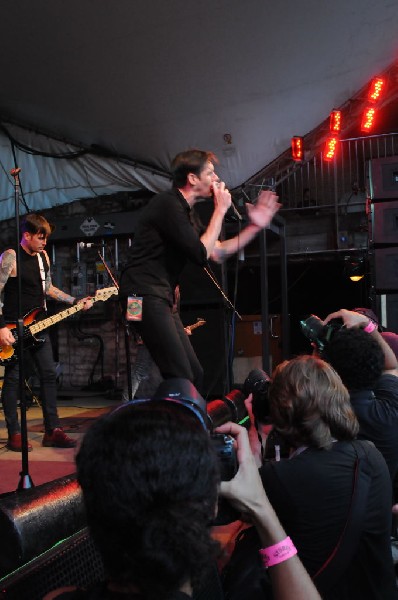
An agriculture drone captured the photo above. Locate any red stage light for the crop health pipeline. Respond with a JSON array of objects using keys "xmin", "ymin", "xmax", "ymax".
[
  {"xmin": 291, "ymin": 136, "xmax": 304, "ymax": 161},
  {"xmin": 361, "ymin": 107, "xmax": 376, "ymax": 132},
  {"xmin": 323, "ymin": 136, "xmax": 338, "ymax": 161},
  {"xmin": 368, "ymin": 77, "xmax": 386, "ymax": 103},
  {"xmin": 329, "ymin": 110, "xmax": 342, "ymax": 133}
]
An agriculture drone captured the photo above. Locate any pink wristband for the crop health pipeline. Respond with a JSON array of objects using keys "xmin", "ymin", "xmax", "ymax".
[
  {"xmin": 363, "ymin": 320, "xmax": 377, "ymax": 333},
  {"xmin": 259, "ymin": 536, "xmax": 298, "ymax": 568}
]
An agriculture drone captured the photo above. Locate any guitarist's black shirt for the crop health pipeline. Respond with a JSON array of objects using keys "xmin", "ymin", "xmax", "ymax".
[{"xmin": 2, "ymin": 247, "xmax": 49, "ymax": 324}]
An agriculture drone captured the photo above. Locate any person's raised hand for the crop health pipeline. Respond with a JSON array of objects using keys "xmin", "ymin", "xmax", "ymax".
[{"xmin": 246, "ymin": 190, "xmax": 281, "ymax": 229}]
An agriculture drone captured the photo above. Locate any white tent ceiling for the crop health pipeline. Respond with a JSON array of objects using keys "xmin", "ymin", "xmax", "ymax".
[{"xmin": 0, "ymin": 0, "xmax": 398, "ymax": 221}]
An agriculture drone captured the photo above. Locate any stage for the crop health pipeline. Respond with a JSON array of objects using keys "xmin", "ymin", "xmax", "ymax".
[{"xmin": 0, "ymin": 389, "xmax": 116, "ymax": 495}]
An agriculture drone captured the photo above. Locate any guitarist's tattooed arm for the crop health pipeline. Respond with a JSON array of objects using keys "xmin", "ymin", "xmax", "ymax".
[{"xmin": 0, "ymin": 250, "xmax": 17, "ymax": 347}]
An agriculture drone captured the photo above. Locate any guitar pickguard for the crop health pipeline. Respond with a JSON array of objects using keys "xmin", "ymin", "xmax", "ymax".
[{"xmin": 0, "ymin": 311, "xmax": 45, "ymax": 366}]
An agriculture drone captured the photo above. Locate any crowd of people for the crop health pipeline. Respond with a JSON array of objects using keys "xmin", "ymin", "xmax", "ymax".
[{"xmin": 44, "ymin": 306, "xmax": 398, "ymax": 599}]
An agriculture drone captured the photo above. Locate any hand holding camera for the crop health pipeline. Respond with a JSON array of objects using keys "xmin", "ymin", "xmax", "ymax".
[
  {"xmin": 323, "ymin": 308, "xmax": 368, "ymax": 329},
  {"xmin": 216, "ymin": 422, "xmax": 270, "ymax": 522}
]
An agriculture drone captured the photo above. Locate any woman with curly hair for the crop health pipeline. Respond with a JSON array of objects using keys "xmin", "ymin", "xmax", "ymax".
[{"xmin": 45, "ymin": 381, "xmax": 321, "ymax": 600}]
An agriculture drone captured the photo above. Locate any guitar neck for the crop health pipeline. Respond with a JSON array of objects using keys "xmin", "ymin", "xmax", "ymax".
[
  {"xmin": 29, "ymin": 301, "xmax": 89, "ymax": 336},
  {"xmin": 187, "ymin": 320, "xmax": 206, "ymax": 333}
]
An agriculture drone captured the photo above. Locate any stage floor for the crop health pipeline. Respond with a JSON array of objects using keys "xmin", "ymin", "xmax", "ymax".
[{"xmin": 0, "ymin": 389, "xmax": 118, "ymax": 495}]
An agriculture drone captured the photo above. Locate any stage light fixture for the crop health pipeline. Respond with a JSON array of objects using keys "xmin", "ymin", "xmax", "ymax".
[
  {"xmin": 344, "ymin": 257, "xmax": 365, "ymax": 282},
  {"xmin": 323, "ymin": 136, "xmax": 338, "ymax": 162},
  {"xmin": 329, "ymin": 110, "xmax": 342, "ymax": 133},
  {"xmin": 368, "ymin": 77, "xmax": 386, "ymax": 103},
  {"xmin": 291, "ymin": 136, "xmax": 304, "ymax": 161},
  {"xmin": 361, "ymin": 107, "xmax": 376, "ymax": 132}
]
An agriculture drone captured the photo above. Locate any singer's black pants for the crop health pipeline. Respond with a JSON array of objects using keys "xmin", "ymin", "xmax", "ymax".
[{"xmin": 132, "ymin": 294, "xmax": 204, "ymax": 392}]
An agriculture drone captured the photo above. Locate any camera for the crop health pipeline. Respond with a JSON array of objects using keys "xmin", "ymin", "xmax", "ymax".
[
  {"xmin": 300, "ymin": 314, "xmax": 344, "ymax": 352},
  {"xmin": 153, "ymin": 378, "xmax": 241, "ymax": 484},
  {"xmin": 243, "ymin": 368, "xmax": 272, "ymax": 425},
  {"xmin": 153, "ymin": 370, "xmax": 271, "ymax": 524}
]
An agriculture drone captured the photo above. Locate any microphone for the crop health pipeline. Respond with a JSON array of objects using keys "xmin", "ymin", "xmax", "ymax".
[
  {"xmin": 230, "ymin": 201, "xmax": 242, "ymax": 221},
  {"xmin": 212, "ymin": 182, "xmax": 242, "ymax": 221}
]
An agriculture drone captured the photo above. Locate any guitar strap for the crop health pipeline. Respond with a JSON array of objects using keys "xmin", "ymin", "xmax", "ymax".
[{"xmin": 37, "ymin": 253, "xmax": 47, "ymax": 311}]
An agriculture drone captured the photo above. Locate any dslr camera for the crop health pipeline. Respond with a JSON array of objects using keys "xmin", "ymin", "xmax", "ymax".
[
  {"xmin": 152, "ymin": 370, "xmax": 271, "ymax": 524},
  {"xmin": 300, "ymin": 314, "xmax": 344, "ymax": 352}
]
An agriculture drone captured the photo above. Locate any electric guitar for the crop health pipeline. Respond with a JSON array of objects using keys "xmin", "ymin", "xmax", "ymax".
[
  {"xmin": 0, "ymin": 287, "xmax": 118, "ymax": 366},
  {"xmin": 184, "ymin": 318, "xmax": 206, "ymax": 335}
]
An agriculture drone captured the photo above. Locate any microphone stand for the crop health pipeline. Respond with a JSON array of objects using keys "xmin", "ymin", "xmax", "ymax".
[
  {"xmin": 10, "ymin": 168, "xmax": 34, "ymax": 490},
  {"xmin": 95, "ymin": 250, "xmax": 134, "ymax": 399}
]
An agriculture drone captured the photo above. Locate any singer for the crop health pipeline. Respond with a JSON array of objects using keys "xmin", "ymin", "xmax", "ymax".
[{"xmin": 119, "ymin": 149, "xmax": 280, "ymax": 393}]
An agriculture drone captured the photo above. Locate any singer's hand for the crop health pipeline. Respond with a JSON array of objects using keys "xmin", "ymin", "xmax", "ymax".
[
  {"xmin": 246, "ymin": 190, "xmax": 281, "ymax": 229},
  {"xmin": 211, "ymin": 181, "xmax": 231, "ymax": 215}
]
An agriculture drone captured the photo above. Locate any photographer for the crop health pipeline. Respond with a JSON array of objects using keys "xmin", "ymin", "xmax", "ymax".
[
  {"xmin": 322, "ymin": 308, "xmax": 398, "ymax": 484},
  {"xmin": 44, "ymin": 389, "xmax": 320, "ymax": 600},
  {"xmin": 257, "ymin": 355, "xmax": 397, "ymax": 599}
]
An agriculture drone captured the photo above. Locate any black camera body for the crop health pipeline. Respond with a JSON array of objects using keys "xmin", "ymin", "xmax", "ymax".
[
  {"xmin": 300, "ymin": 314, "xmax": 344, "ymax": 352},
  {"xmin": 152, "ymin": 370, "xmax": 271, "ymax": 524},
  {"xmin": 243, "ymin": 368, "xmax": 272, "ymax": 425},
  {"xmin": 153, "ymin": 378, "xmax": 239, "ymax": 481}
]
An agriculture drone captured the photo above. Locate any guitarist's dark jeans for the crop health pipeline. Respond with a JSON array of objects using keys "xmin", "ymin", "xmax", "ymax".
[
  {"xmin": 2, "ymin": 333, "xmax": 60, "ymax": 436},
  {"xmin": 131, "ymin": 295, "xmax": 204, "ymax": 393}
]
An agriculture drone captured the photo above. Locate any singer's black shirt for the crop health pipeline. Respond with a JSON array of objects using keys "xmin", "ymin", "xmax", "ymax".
[{"xmin": 119, "ymin": 188, "xmax": 207, "ymax": 306}]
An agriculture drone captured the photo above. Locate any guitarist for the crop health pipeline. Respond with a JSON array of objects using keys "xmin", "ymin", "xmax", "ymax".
[{"xmin": 0, "ymin": 214, "xmax": 93, "ymax": 452}]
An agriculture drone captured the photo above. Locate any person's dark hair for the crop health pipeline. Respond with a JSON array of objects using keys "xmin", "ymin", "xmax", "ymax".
[
  {"xmin": 171, "ymin": 149, "xmax": 217, "ymax": 188},
  {"xmin": 76, "ymin": 401, "xmax": 220, "ymax": 600},
  {"xmin": 322, "ymin": 327, "xmax": 384, "ymax": 391},
  {"xmin": 269, "ymin": 355, "xmax": 359, "ymax": 449},
  {"xmin": 20, "ymin": 213, "xmax": 52, "ymax": 237}
]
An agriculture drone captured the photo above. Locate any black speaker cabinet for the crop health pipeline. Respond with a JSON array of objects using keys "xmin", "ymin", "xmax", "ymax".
[
  {"xmin": 369, "ymin": 156, "xmax": 398, "ymax": 200},
  {"xmin": 374, "ymin": 247, "xmax": 398, "ymax": 291},
  {"xmin": 0, "ymin": 526, "xmax": 223, "ymax": 600},
  {"xmin": 376, "ymin": 293, "xmax": 398, "ymax": 333},
  {"xmin": 180, "ymin": 305, "xmax": 230, "ymax": 398},
  {"xmin": 372, "ymin": 200, "xmax": 398, "ymax": 244},
  {"xmin": 0, "ymin": 528, "xmax": 104, "ymax": 600}
]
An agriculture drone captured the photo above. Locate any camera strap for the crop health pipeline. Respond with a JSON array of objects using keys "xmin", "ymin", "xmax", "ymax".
[{"xmin": 312, "ymin": 440, "xmax": 372, "ymax": 593}]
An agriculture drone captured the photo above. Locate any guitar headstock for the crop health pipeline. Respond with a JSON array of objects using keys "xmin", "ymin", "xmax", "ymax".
[{"xmin": 94, "ymin": 287, "xmax": 119, "ymax": 302}]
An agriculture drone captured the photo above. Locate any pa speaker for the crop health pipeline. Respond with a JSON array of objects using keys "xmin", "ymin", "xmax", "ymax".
[
  {"xmin": 372, "ymin": 200, "xmax": 398, "ymax": 244},
  {"xmin": 369, "ymin": 156, "xmax": 398, "ymax": 200},
  {"xmin": 374, "ymin": 247, "xmax": 398, "ymax": 291},
  {"xmin": 0, "ymin": 475, "xmax": 85, "ymax": 578},
  {"xmin": 0, "ymin": 528, "xmax": 103, "ymax": 600},
  {"xmin": 0, "ymin": 530, "xmax": 222, "ymax": 600}
]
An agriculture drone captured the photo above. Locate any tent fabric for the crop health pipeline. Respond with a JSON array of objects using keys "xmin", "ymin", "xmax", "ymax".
[
  {"xmin": 0, "ymin": 123, "xmax": 170, "ymax": 221},
  {"xmin": 1, "ymin": 1, "xmax": 398, "ymax": 221}
]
